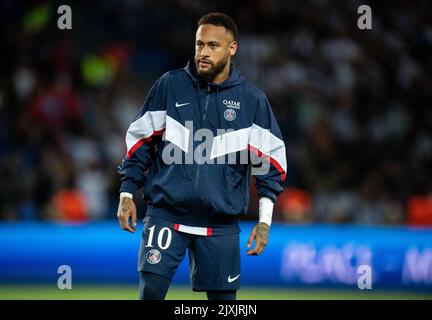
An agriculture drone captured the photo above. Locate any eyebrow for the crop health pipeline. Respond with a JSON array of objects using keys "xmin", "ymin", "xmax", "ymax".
[{"xmin": 196, "ymin": 40, "xmax": 221, "ymax": 45}]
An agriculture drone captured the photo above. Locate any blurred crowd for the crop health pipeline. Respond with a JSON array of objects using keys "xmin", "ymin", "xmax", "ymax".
[{"xmin": 0, "ymin": 0, "xmax": 431, "ymax": 225}]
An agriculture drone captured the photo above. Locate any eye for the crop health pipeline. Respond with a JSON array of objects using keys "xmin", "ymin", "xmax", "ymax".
[{"xmin": 210, "ymin": 44, "xmax": 218, "ymax": 49}]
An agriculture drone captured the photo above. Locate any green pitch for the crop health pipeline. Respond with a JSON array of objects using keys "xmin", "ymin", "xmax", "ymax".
[{"xmin": 0, "ymin": 285, "xmax": 431, "ymax": 300}]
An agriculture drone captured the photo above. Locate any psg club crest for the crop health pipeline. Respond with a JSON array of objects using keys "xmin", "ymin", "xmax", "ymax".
[
  {"xmin": 224, "ymin": 108, "xmax": 236, "ymax": 121},
  {"xmin": 146, "ymin": 249, "xmax": 161, "ymax": 264}
]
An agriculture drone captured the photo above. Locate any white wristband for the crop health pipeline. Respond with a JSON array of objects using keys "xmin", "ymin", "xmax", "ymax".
[
  {"xmin": 120, "ymin": 192, "xmax": 133, "ymax": 199},
  {"xmin": 259, "ymin": 197, "xmax": 274, "ymax": 226}
]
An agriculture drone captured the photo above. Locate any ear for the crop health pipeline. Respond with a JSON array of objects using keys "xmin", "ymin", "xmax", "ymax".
[{"xmin": 229, "ymin": 41, "xmax": 237, "ymax": 57}]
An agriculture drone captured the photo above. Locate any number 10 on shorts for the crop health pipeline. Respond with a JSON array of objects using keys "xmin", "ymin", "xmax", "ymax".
[{"xmin": 145, "ymin": 225, "xmax": 172, "ymax": 250}]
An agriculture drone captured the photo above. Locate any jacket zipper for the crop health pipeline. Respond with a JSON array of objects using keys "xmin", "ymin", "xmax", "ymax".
[{"xmin": 194, "ymin": 85, "xmax": 211, "ymax": 192}]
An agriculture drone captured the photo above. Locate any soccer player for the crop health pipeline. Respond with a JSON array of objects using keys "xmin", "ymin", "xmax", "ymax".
[{"xmin": 117, "ymin": 12, "xmax": 287, "ymax": 300}]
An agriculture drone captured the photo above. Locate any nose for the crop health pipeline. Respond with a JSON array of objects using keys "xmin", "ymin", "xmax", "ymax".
[{"xmin": 200, "ymin": 45, "xmax": 210, "ymax": 57}]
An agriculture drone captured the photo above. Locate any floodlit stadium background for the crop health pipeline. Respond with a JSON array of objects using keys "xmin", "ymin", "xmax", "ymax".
[{"xmin": 1, "ymin": 0, "xmax": 431, "ymax": 299}]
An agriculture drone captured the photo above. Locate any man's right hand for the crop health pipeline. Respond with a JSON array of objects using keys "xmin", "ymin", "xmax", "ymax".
[{"xmin": 117, "ymin": 196, "xmax": 137, "ymax": 233}]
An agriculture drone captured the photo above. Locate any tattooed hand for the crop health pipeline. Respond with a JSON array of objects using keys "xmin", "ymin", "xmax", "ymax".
[
  {"xmin": 246, "ymin": 222, "xmax": 270, "ymax": 256},
  {"xmin": 117, "ymin": 196, "xmax": 137, "ymax": 233}
]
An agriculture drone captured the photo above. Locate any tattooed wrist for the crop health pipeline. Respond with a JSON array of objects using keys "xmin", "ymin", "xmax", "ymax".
[
  {"xmin": 257, "ymin": 223, "xmax": 269, "ymax": 243},
  {"xmin": 121, "ymin": 197, "xmax": 132, "ymax": 211}
]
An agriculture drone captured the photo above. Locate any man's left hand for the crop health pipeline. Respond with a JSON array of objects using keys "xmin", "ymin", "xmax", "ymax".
[{"xmin": 246, "ymin": 222, "xmax": 270, "ymax": 255}]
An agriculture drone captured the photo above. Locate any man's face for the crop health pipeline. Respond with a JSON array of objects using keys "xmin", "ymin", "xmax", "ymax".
[{"xmin": 194, "ymin": 24, "xmax": 237, "ymax": 82}]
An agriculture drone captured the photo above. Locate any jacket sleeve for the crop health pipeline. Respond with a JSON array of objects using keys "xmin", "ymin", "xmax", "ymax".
[
  {"xmin": 117, "ymin": 74, "xmax": 169, "ymax": 195},
  {"xmin": 249, "ymin": 94, "xmax": 287, "ymax": 202}
]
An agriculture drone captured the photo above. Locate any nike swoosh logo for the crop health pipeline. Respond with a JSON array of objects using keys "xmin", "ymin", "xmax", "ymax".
[
  {"xmin": 228, "ymin": 274, "xmax": 240, "ymax": 283},
  {"xmin": 175, "ymin": 102, "xmax": 190, "ymax": 107}
]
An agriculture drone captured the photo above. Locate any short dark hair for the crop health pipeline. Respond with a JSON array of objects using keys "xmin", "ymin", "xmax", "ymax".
[{"xmin": 197, "ymin": 12, "xmax": 238, "ymax": 40}]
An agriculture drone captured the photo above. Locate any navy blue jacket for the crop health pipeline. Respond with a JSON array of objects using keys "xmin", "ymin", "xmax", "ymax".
[{"xmin": 118, "ymin": 61, "xmax": 287, "ymax": 227}]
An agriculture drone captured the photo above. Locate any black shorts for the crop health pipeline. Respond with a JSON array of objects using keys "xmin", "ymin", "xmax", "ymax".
[{"xmin": 138, "ymin": 219, "xmax": 241, "ymax": 291}]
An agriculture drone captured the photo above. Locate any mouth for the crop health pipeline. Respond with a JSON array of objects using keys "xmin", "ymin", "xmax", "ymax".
[{"xmin": 198, "ymin": 60, "xmax": 212, "ymax": 68}]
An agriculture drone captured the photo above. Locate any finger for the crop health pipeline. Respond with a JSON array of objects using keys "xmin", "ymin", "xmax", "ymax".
[
  {"xmin": 122, "ymin": 213, "xmax": 135, "ymax": 233},
  {"xmin": 123, "ymin": 224, "xmax": 135, "ymax": 233},
  {"xmin": 131, "ymin": 209, "xmax": 137, "ymax": 231},
  {"xmin": 246, "ymin": 247, "xmax": 258, "ymax": 255},
  {"xmin": 247, "ymin": 227, "xmax": 257, "ymax": 248},
  {"xmin": 117, "ymin": 202, "xmax": 126, "ymax": 230},
  {"xmin": 246, "ymin": 243, "xmax": 260, "ymax": 255},
  {"xmin": 246, "ymin": 240, "xmax": 259, "ymax": 255},
  {"xmin": 118, "ymin": 220, "xmax": 124, "ymax": 230},
  {"xmin": 255, "ymin": 241, "xmax": 265, "ymax": 255},
  {"xmin": 246, "ymin": 240, "xmax": 265, "ymax": 256},
  {"xmin": 117, "ymin": 214, "xmax": 124, "ymax": 229}
]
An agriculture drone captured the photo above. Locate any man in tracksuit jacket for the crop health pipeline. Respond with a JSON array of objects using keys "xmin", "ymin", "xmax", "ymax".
[{"xmin": 117, "ymin": 12, "xmax": 287, "ymax": 300}]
